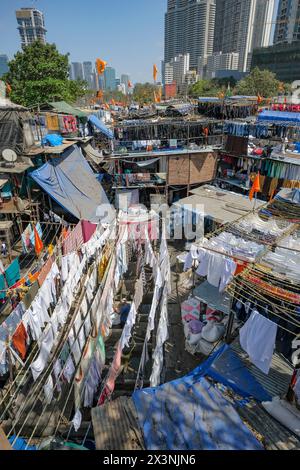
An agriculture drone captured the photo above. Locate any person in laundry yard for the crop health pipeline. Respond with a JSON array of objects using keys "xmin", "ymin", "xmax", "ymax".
[{"xmin": 118, "ymin": 298, "xmax": 131, "ymax": 328}]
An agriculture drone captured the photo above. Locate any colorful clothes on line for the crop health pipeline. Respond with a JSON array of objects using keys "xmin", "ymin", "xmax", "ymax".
[
  {"xmin": 63, "ymin": 222, "xmax": 84, "ymax": 255},
  {"xmin": 12, "ymin": 322, "xmax": 27, "ymax": 360},
  {"xmin": 37, "ymin": 256, "xmax": 54, "ymax": 287},
  {"xmin": 246, "ymin": 274, "xmax": 300, "ymax": 305},
  {"xmin": 5, "ymin": 258, "xmax": 20, "ymax": 288}
]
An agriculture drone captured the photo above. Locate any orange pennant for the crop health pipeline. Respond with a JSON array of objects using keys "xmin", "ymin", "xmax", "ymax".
[
  {"xmin": 34, "ymin": 226, "xmax": 44, "ymax": 256},
  {"xmin": 249, "ymin": 172, "xmax": 261, "ymax": 201}
]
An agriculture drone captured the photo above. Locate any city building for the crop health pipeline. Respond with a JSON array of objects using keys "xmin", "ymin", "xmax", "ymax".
[
  {"xmin": 274, "ymin": 0, "xmax": 300, "ymax": 44},
  {"xmin": 16, "ymin": 8, "xmax": 46, "ymax": 47},
  {"xmin": 0, "ymin": 55, "xmax": 9, "ymax": 78},
  {"xmin": 121, "ymin": 74, "xmax": 130, "ymax": 94},
  {"xmin": 83, "ymin": 61, "xmax": 94, "ymax": 89},
  {"xmin": 164, "ymin": 82, "xmax": 177, "ymax": 99},
  {"xmin": 71, "ymin": 62, "xmax": 84, "ymax": 81},
  {"xmin": 115, "ymin": 78, "xmax": 121, "ymax": 88},
  {"xmin": 198, "ymin": 51, "xmax": 239, "ymax": 79},
  {"xmin": 178, "ymin": 70, "xmax": 198, "ymax": 95},
  {"xmin": 213, "ymin": 0, "xmax": 276, "ymax": 72},
  {"xmin": 164, "ymin": 0, "xmax": 216, "ymax": 69},
  {"xmin": 251, "ymin": 40, "xmax": 300, "ymax": 82},
  {"xmin": 104, "ymin": 67, "xmax": 117, "ymax": 91},
  {"xmin": 163, "ymin": 54, "xmax": 190, "ymax": 92},
  {"xmin": 162, "ymin": 61, "xmax": 174, "ymax": 85}
]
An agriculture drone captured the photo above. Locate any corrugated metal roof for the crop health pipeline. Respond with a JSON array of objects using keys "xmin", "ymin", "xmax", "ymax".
[
  {"xmin": 91, "ymin": 397, "xmax": 145, "ymax": 450},
  {"xmin": 237, "ymin": 401, "xmax": 300, "ymax": 450},
  {"xmin": 231, "ymin": 339, "xmax": 293, "ymax": 398}
]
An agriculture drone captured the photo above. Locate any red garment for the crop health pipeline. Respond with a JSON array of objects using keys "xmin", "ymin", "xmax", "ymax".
[
  {"xmin": 12, "ymin": 322, "xmax": 28, "ymax": 360},
  {"xmin": 63, "ymin": 222, "xmax": 84, "ymax": 255},
  {"xmin": 97, "ymin": 385, "xmax": 112, "ymax": 406},
  {"xmin": 81, "ymin": 220, "xmax": 97, "ymax": 243},
  {"xmin": 38, "ymin": 256, "xmax": 54, "ymax": 287}
]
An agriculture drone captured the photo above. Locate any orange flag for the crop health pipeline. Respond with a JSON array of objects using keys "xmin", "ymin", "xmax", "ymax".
[
  {"xmin": 96, "ymin": 58, "xmax": 107, "ymax": 75},
  {"xmin": 34, "ymin": 226, "xmax": 43, "ymax": 256},
  {"xmin": 128, "ymin": 80, "xmax": 133, "ymax": 89},
  {"xmin": 249, "ymin": 172, "xmax": 261, "ymax": 201},
  {"xmin": 153, "ymin": 64, "xmax": 158, "ymax": 82}
]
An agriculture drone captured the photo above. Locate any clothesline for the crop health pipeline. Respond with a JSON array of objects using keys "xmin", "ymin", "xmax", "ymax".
[
  {"xmin": 227, "ymin": 286, "xmax": 300, "ymax": 337},
  {"xmin": 5, "ymin": 229, "xmax": 111, "ymax": 440},
  {"xmin": 228, "ymin": 279, "xmax": 300, "ymax": 327}
]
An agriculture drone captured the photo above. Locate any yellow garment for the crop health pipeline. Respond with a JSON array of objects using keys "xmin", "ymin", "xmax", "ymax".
[
  {"xmin": 45, "ymin": 114, "xmax": 59, "ymax": 131},
  {"xmin": 48, "ymin": 244, "xmax": 54, "ymax": 256},
  {"xmin": 98, "ymin": 254, "xmax": 109, "ymax": 281}
]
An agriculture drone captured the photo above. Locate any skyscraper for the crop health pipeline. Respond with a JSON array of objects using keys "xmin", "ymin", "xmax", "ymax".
[
  {"xmin": 71, "ymin": 62, "xmax": 84, "ymax": 81},
  {"xmin": 121, "ymin": 74, "xmax": 130, "ymax": 93},
  {"xmin": 213, "ymin": 0, "xmax": 275, "ymax": 72},
  {"xmin": 104, "ymin": 67, "xmax": 117, "ymax": 91},
  {"xmin": 16, "ymin": 8, "xmax": 46, "ymax": 47},
  {"xmin": 0, "ymin": 55, "xmax": 9, "ymax": 78},
  {"xmin": 274, "ymin": 0, "xmax": 300, "ymax": 44},
  {"xmin": 164, "ymin": 0, "xmax": 216, "ymax": 69},
  {"xmin": 83, "ymin": 61, "xmax": 94, "ymax": 89}
]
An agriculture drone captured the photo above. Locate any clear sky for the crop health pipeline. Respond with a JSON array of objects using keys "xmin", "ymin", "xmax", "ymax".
[{"xmin": 0, "ymin": 0, "xmax": 166, "ymax": 83}]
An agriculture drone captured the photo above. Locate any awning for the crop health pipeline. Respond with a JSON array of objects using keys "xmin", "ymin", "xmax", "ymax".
[
  {"xmin": 258, "ymin": 110, "xmax": 300, "ymax": 123},
  {"xmin": 88, "ymin": 115, "xmax": 114, "ymax": 139},
  {"xmin": 48, "ymin": 101, "xmax": 87, "ymax": 118},
  {"xmin": 120, "ymin": 157, "xmax": 160, "ymax": 167},
  {"xmin": 82, "ymin": 143, "xmax": 104, "ymax": 165},
  {"xmin": 30, "ymin": 145, "xmax": 115, "ymax": 223}
]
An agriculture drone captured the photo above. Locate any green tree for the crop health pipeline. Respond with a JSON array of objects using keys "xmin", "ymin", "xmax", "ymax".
[
  {"xmin": 188, "ymin": 79, "xmax": 221, "ymax": 98},
  {"xmin": 133, "ymin": 83, "xmax": 158, "ymax": 104},
  {"xmin": 236, "ymin": 67, "xmax": 282, "ymax": 97},
  {"xmin": 3, "ymin": 41, "xmax": 87, "ymax": 107}
]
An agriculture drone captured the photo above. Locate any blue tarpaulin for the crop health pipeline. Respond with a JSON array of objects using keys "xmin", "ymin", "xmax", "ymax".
[
  {"xmin": 258, "ymin": 110, "xmax": 300, "ymax": 123},
  {"xmin": 9, "ymin": 435, "xmax": 36, "ymax": 450},
  {"xmin": 30, "ymin": 145, "xmax": 115, "ymax": 223},
  {"xmin": 88, "ymin": 115, "xmax": 114, "ymax": 139},
  {"xmin": 132, "ymin": 354, "xmax": 263, "ymax": 450},
  {"xmin": 202, "ymin": 345, "xmax": 271, "ymax": 402}
]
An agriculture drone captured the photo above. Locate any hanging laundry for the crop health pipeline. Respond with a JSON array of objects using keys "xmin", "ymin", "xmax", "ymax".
[
  {"xmin": 43, "ymin": 374, "xmax": 54, "ymax": 404},
  {"xmin": 5, "ymin": 258, "xmax": 20, "ymax": 287},
  {"xmin": 239, "ymin": 310, "xmax": 278, "ymax": 374},
  {"xmin": 12, "ymin": 322, "xmax": 28, "ymax": 360},
  {"xmin": 34, "ymin": 225, "xmax": 44, "ymax": 256},
  {"xmin": 30, "ymin": 327, "xmax": 55, "ymax": 381},
  {"xmin": 45, "ymin": 113, "xmax": 60, "ymax": 131},
  {"xmin": 72, "ymin": 409, "xmax": 82, "ymax": 432}
]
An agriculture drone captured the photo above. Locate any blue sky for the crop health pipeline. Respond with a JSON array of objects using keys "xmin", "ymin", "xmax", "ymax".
[{"xmin": 0, "ymin": 0, "xmax": 166, "ymax": 83}]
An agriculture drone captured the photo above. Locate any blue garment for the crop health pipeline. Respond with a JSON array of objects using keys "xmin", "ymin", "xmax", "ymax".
[
  {"xmin": 0, "ymin": 274, "xmax": 6, "ymax": 299},
  {"xmin": 120, "ymin": 304, "xmax": 131, "ymax": 325},
  {"xmin": 5, "ymin": 258, "xmax": 20, "ymax": 287}
]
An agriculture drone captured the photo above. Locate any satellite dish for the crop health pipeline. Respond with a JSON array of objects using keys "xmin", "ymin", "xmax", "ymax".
[{"xmin": 2, "ymin": 149, "xmax": 17, "ymax": 163}]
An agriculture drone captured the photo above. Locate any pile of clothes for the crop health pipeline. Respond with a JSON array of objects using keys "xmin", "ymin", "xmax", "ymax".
[{"xmin": 181, "ymin": 297, "xmax": 226, "ymax": 356}]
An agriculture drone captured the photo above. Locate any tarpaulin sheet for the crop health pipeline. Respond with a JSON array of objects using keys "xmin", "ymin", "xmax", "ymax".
[
  {"xmin": 30, "ymin": 145, "xmax": 114, "ymax": 223},
  {"xmin": 88, "ymin": 115, "xmax": 114, "ymax": 139},
  {"xmin": 258, "ymin": 110, "xmax": 300, "ymax": 123},
  {"xmin": 275, "ymin": 188, "xmax": 300, "ymax": 205},
  {"xmin": 203, "ymin": 345, "xmax": 271, "ymax": 402},
  {"xmin": 132, "ymin": 372, "xmax": 263, "ymax": 450}
]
